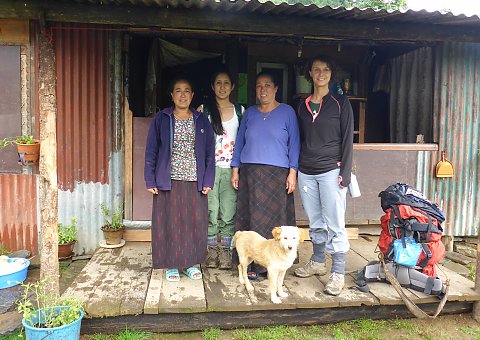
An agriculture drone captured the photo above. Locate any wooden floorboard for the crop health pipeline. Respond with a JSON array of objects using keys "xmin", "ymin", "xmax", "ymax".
[
  {"xmin": 144, "ymin": 269, "xmax": 163, "ymax": 314},
  {"xmin": 158, "ymin": 265, "xmax": 206, "ymax": 313},
  {"xmin": 65, "ymin": 238, "xmax": 479, "ymax": 323},
  {"xmin": 202, "ymin": 267, "xmax": 253, "ymax": 312}
]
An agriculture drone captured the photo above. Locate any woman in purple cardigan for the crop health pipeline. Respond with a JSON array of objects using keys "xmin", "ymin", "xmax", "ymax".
[{"xmin": 144, "ymin": 77, "xmax": 215, "ymax": 282}]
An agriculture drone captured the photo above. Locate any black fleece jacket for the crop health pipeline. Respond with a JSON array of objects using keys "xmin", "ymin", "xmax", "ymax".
[{"xmin": 297, "ymin": 92, "xmax": 354, "ymax": 186}]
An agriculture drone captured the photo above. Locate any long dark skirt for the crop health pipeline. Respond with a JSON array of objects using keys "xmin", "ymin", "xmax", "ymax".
[
  {"xmin": 151, "ymin": 180, "xmax": 207, "ymax": 269},
  {"xmin": 234, "ymin": 164, "xmax": 296, "ymax": 237}
]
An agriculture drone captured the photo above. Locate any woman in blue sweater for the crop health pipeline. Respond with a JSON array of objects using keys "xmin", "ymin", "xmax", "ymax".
[{"xmin": 231, "ymin": 71, "xmax": 300, "ymax": 278}]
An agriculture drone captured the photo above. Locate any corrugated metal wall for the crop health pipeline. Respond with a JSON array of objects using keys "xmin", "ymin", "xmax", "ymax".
[
  {"xmin": 0, "ymin": 174, "xmax": 38, "ymax": 254},
  {"xmin": 55, "ymin": 25, "xmax": 110, "ymax": 191},
  {"xmin": 418, "ymin": 43, "xmax": 480, "ymax": 236},
  {"xmin": 55, "ymin": 25, "xmax": 123, "ymax": 254}
]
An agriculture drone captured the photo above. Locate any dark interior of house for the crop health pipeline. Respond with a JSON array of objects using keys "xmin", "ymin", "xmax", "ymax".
[{"xmin": 126, "ymin": 32, "xmax": 434, "ymax": 144}]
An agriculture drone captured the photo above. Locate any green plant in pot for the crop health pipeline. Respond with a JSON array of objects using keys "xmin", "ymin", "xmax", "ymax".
[
  {"xmin": 58, "ymin": 216, "xmax": 78, "ymax": 259},
  {"xmin": 100, "ymin": 203, "xmax": 125, "ymax": 245},
  {"xmin": 17, "ymin": 280, "xmax": 84, "ymax": 339},
  {"xmin": 0, "ymin": 135, "xmax": 41, "ymax": 165}
]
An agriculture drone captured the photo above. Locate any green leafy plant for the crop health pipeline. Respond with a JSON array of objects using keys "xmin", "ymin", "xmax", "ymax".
[
  {"xmin": 58, "ymin": 216, "xmax": 78, "ymax": 245},
  {"xmin": 0, "ymin": 243, "xmax": 10, "ymax": 256},
  {"xmin": 100, "ymin": 203, "xmax": 125, "ymax": 231},
  {"xmin": 0, "ymin": 135, "xmax": 37, "ymax": 148},
  {"xmin": 17, "ymin": 280, "xmax": 84, "ymax": 329}
]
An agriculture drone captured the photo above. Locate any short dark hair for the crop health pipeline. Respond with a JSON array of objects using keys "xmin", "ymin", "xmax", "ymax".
[
  {"xmin": 255, "ymin": 71, "xmax": 278, "ymax": 87},
  {"xmin": 305, "ymin": 55, "xmax": 337, "ymax": 84},
  {"xmin": 169, "ymin": 76, "xmax": 194, "ymax": 93}
]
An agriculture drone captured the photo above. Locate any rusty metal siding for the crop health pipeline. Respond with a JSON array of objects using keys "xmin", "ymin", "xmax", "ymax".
[
  {"xmin": 55, "ymin": 25, "xmax": 110, "ymax": 192},
  {"xmin": 54, "ymin": 27, "xmax": 123, "ymax": 254},
  {"xmin": 418, "ymin": 43, "xmax": 480, "ymax": 236},
  {"xmin": 0, "ymin": 174, "xmax": 38, "ymax": 254}
]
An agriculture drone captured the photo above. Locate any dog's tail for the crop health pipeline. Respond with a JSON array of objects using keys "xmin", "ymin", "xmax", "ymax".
[{"xmin": 232, "ymin": 230, "xmax": 242, "ymax": 248}]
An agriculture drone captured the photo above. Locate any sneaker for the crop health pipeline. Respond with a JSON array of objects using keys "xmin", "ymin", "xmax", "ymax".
[
  {"xmin": 324, "ymin": 272, "xmax": 345, "ymax": 296},
  {"xmin": 294, "ymin": 260, "xmax": 327, "ymax": 278},
  {"xmin": 205, "ymin": 245, "xmax": 219, "ymax": 268},
  {"xmin": 218, "ymin": 247, "xmax": 232, "ymax": 270}
]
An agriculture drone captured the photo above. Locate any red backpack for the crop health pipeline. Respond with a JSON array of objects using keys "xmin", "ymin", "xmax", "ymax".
[{"xmin": 378, "ymin": 184, "xmax": 445, "ymax": 277}]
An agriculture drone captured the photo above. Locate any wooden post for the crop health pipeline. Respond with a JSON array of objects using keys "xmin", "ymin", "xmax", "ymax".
[
  {"xmin": 38, "ymin": 27, "xmax": 59, "ymax": 295},
  {"xmin": 473, "ymin": 226, "xmax": 480, "ymax": 321}
]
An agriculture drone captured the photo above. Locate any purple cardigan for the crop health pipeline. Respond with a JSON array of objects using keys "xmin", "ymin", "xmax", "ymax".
[{"xmin": 144, "ymin": 106, "xmax": 215, "ymax": 191}]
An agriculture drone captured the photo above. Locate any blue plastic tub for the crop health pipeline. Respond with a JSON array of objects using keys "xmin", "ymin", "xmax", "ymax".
[
  {"xmin": 22, "ymin": 306, "xmax": 84, "ymax": 340},
  {"xmin": 0, "ymin": 258, "xmax": 30, "ymax": 289}
]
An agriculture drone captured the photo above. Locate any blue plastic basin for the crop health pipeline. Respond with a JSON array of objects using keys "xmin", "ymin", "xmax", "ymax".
[
  {"xmin": 0, "ymin": 258, "xmax": 30, "ymax": 289},
  {"xmin": 22, "ymin": 306, "xmax": 84, "ymax": 340}
]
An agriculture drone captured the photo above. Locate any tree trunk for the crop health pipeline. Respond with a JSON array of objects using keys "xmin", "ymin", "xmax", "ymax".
[{"xmin": 38, "ymin": 28, "xmax": 59, "ymax": 296}]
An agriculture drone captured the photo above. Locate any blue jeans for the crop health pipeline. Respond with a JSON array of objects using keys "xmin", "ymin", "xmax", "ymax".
[{"xmin": 298, "ymin": 169, "xmax": 350, "ymax": 257}]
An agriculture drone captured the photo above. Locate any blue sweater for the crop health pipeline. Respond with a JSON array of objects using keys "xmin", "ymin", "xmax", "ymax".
[
  {"xmin": 231, "ymin": 103, "xmax": 300, "ymax": 170},
  {"xmin": 144, "ymin": 106, "xmax": 216, "ymax": 191}
]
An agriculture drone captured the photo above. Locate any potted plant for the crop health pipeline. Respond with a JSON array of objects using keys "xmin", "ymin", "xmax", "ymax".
[
  {"xmin": 58, "ymin": 216, "xmax": 78, "ymax": 259},
  {"xmin": 100, "ymin": 203, "xmax": 125, "ymax": 245},
  {"xmin": 0, "ymin": 135, "xmax": 40, "ymax": 165},
  {"xmin": 17, "ymin": 280, "xmax": 84, "ymax": 339}
]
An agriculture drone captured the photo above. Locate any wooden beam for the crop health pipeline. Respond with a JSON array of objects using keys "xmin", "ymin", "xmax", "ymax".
[
  {"xmin": 0, "ymin": 19, "xmax": 29, "ymax": 43},
  {"xmin": 1, "ymin": 1, "xmax": 480, "ymax": 43},
  {"xmin": 38, "ymin": 26, "xmax": 59, "ymax": 295},
  {"xmin": 79, "ymin": 301, "xmax": 473, "ymax": 333}
]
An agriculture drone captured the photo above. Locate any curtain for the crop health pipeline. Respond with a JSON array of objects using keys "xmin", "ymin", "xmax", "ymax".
[{"xmin": 387, "ymin": 47, "xmax": 434, "ymax": 143}]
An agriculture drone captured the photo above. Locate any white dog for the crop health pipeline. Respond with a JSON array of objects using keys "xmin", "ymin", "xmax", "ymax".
[{"xmin": 233, "ymin": 226, "xmax": 300, "ymax": 304}]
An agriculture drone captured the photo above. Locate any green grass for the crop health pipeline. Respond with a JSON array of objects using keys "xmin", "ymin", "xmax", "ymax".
[
  {"xmin": 59, "ymin": 263, "xmax": 70, "ymax": 273},
  {"xmin": 202, "ymin": 328, "xmax": 221, "ymax": 340},
  {"xmin": 86, "ymin": 327, "xmax": 153, "ymax": 340},
  {"xmin": 232, "ymin": 325, "xmax": 319, "ymax": 340},
  {"xmin": 466, "ymin": 263, "xmax": 476, "ymax": 281},
  {"xmin": 460, "ymin": 326, "xmax": 480, "ymax": 338},
  {"xmin": 0, "ymin": 330, "xmax": 25, "ymax": 340}
]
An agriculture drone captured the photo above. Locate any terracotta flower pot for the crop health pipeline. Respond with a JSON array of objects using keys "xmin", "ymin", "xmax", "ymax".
[
  {"xmin": 102, "ymin": 228, "xmax": 125, "ymax": 245},
  {"xmin": 16, "ymin": 140, "xmax": 40, "ymax": 165},
  {"xmin": 58, "ymin": 241, "xmax": 76, "ymax": 259}
]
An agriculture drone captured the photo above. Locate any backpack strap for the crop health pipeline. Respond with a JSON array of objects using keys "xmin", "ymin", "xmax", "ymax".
[
  {"xmin": 418, "ymin": 243, "xmax": 432, "ymax": 268},
  {"xmin": 233, "ymin": 103, "xmax": 243, "ymax": 124}
]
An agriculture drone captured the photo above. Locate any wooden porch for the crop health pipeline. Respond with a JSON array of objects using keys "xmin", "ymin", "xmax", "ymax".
[{"xmin": 63, "ymin": 236, "xmax": 480, "ymax": 333}]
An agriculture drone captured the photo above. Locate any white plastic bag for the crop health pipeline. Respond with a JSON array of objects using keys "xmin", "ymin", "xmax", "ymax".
[{"xmin": 349, "ymin": 173, "xmax": 361, "ymax": 198}]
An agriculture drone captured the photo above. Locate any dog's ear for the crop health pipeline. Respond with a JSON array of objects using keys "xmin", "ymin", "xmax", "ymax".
[{"xmin": 272, "ymin": 227, "xmax": 282, "ymax": 240}]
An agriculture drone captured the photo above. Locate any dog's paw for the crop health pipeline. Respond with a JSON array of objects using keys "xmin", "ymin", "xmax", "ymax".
[
  {"xmin": 239, "ymin": 277, "xmax": 245, "ymax": 285},
  {"xmin": 271, "ymin": 296, "xmax": 282, "ymax": 304},
  {"xmin": 277, "ymin": 291, "xmax": 288, "ymax": 298},
  {"xmin": 246, "ymin": 283, "xmax": 254, "ymax": 292}
]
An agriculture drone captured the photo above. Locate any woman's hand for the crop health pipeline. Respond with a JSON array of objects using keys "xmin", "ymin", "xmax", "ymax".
[
  {"xmin": 147, "ymin": 188, "xmax": 158, "ymax": 195},
  {"xmin": 231, "ymin": 167, "xmax": 239, "ymax": 190},
  {"xmin": 286, "ymin": 169, "xmax": 297, "ymax": 194},
  {"xmin": 202, "ymin": 187, "xmax": 212, "ymax": 195},
  {"xmin": 338, "ymin": 176, "xmax": 347, "ymax": 189}
]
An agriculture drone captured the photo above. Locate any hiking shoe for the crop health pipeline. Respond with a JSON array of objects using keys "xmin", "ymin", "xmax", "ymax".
[
  {"xmin": 205, "ymin": 245, "xmax": 219, "ymax": 268},
  {"xmin": 294, "ymin": 260, "xmax": 327, "ymax": 278},
  {"xmin": 324, "ymin": 272, "xmax": 345, "ymax": 296},
  {"xmin": 218, "ymin": 247, "xmax": 232, "ymax": 270}
]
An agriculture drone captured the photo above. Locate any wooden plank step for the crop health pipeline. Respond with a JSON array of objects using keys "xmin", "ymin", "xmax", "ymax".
[
  {"xmin": 436, "ymin": 265, "xmax": 480, "ymax": 302},
  {"xmin": 283, "ymin": 267, "xmax": 339, "ymax": 309},
  {"xmin": 202, "ymin": 268, "xmax": 253, "ymax": 312},
  {"xmin": 144, "ymin": 269, "xmax": 163, "ymax": 314},
  {"xmin": 64, "ymin": 242, "xmax": 152, "ymax": 317},
  {"xmin": 158, "ymin": 265, "xmax": 206, "ymax": 313}
]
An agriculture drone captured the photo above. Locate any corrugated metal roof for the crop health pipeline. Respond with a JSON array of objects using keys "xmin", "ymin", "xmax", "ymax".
[{"xmin": 67, "ymin": 0, "xmax": 480, "ymax": 26}]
